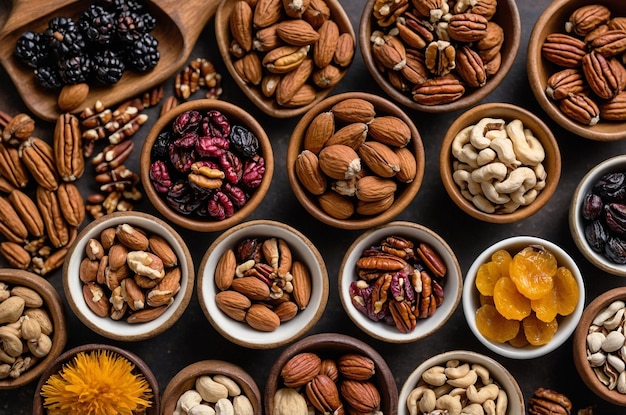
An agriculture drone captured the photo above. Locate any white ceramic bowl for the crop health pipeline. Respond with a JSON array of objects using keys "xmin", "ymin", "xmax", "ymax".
[
  {"xmin": 338, "ymin": 221, "xmax": 462, "ymax": 343},
  {"xmin": 463, "ymin": 236, "xmax": 585, "ymax": 359},
  {"xmin": 398, "ymin": 350, "xmax": 525, "ymax": 415},
  {"xmin": 569, "ymin": 155, "xmax": 626, "ymax": 276},
  {"xmin": 63, "ymin": 211, "xmax": 195, "ymax": 342},
  {"xmin": 197, "ymin": 220, "xmax": 329, "ymax": 349}
]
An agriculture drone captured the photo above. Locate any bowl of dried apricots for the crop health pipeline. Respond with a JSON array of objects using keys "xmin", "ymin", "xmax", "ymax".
[{"xmin": 462, "ymin": 236, "xmax": 584, "ymax": 359}]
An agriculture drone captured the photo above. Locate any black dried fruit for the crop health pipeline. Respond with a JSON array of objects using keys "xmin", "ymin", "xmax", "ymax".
[
  {"xmin": 126, "ymin": 32, "xmax": 159, "ymax": 71},
  {"xmin": 582, "ymin": 192, "xmax": 603, "ymax": 220},
  {"xmin": 594, "ymin": 172, "xmax": 626, "ymax": 202},
  {"xmin": 151, "ymin": 131, "xmax": 172, "ymax": 160},
  {"xmin": 14, "ymin": 31, "xmax": 50, "ymax": 69},
  {"xmin": 79, "ymin": 5, "xmax": 116, "ymax": 46},
  {"xmin": 605, "ymin": 236, "xmax": 626, "ymax": 264},
  {"xmin": 230, "ymin": 125, "xmax": 259, "ymax": 158},
  {"xmin": 585, "ymin": 220, "xmax": 608, "ymax": 253},
  {"xmin": 44, "ymin": 17, "xmax": 86, "ymax": 57},
  {"xmin": 92, "ymin": 49, "xmax": 125, "ymax": 84},
  {"xmin": 34, "ymin": 65, "xmax": 63, "ymax": 90}
]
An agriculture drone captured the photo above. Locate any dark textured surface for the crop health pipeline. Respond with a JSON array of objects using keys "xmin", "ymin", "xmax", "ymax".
[{"xmin": 1, "ymin": 1, "xmax": 626, "ymax": 413}]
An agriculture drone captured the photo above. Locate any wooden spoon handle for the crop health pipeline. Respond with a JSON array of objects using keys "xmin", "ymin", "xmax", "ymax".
[{"xmin": 1, "ymin": 0, "xmax": 76, "ymax": 36}]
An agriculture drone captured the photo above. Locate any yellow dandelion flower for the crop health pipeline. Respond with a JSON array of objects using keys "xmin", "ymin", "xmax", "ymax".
[{"xmin": 41, "ymin": 350, "xmax": 153, "ymax": 415}]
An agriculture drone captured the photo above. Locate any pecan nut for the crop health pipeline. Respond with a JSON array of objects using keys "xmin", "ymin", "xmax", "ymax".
[
  {"xmin": 8, "ymin": 189, "xmax": 45, "ymax": 238},
  {"xmin": 600, "ymin": 91, "xmax": 626, "ymax": 120},
  {"xmin": 582, "ymin": 51, "xmax": 625, "ymax": 100},
  {"xmin": 54, "ymin": 113, "xmax": 85, "ymax": 182},
  {"xmin": 36, "ymin": 187, "xmax": 70, "ymax": 248},
  {"xmin": 528, "ymin": 388, "xmax": 572, "ymax": 415},
  {"xmin": 0, "ymin": 143, "xmax": 28, "ymax": 188},
  {"xmin": 425, "ymin": 40, "xmax": 456, "ymax": 77},
  {"xmin": 0, "ymin": 196, "xmax": 28, "ymax": 243},
  {"xmin": 411, "ymin": 74, "xmax": 465, "ymax": 105},
  {"xmin": 19, "ymin": 137, "xmax": 59, "ymax": 191},
  {"xmin": 566, "ymin": 4, "xmax": 611, "ymax": 36},
  {"xmin": 56, "ymin": 182, "xmax": 86, "ymax": 227},
  {"xmin": 455, "ymin": 45, "xmax": 487, "ymax": 88},
  {"xmin": 559, "ymin": 93, "xmax": 600, "ymax": 126},
  {"xmin": 545, "ymin": 68, "xmax": 586, "ymax": 100},
  {"xmin": 447, "ymin": 12, "xmax": 489, "ymax": 43},
  {"xmin": 589, "ymin": 30, "xmax": 626, "ymax": 57},
  {"xmin": 541, "ymin": 33, "xmax": 587, "ymax": 68}
]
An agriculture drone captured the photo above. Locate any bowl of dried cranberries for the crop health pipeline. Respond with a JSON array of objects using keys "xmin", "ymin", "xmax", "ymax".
[
  {"xmin": 462, "ymin": 236, "xmax": 585, "ymax": 359},
  {"xmin": 140, "ymin": 99, "xmax": 274, "ymax": 232}
]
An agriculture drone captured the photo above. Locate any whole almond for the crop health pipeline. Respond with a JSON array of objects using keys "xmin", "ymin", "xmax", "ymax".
[
  {"xmin": 394, "ymin": 146, "xmax": 417, "ymax": 183},
  {"xmin": 116, "ymin": 223, "xmax": 149, "ymax": 251},
  {"xmin": 253, "ymin": 0, "xmax": 284, "ymax": 28},
  {"xmin": 281, "ymin": 84, "xmax": 317, "ymax": 107},
  {"xmin": 304, "ymin": 111, "xmax": 334, "ymax": 154},
  {"xmin": 148, "ymin": 234, "xmax": 178, "ymax": 268},
  {"xmin": 368, "ymin": 116, "xmax": 412, "ymax": 148},
  {"xmin": 57, "ymin": 83, "xmax": 89, "ymax": 112},
  {"xmin": 358, "ymin": 141, "xmax": 401, "ymax": 178},
  {"xmin": 276, "ymin": 19, "xmax": 320, "ymax": 46},
  {"xmin": 355, "ymin": 175, "xmax": 397, "ymax": 202},
  {"xmin": 291, "ymin": 260, "xmax": 312, "ymax": 309},
  {"xmin": 331, "ymin": 98, "xmax": 376, "ymax": 123},
  {"xmin": 303, "ymin": 0, "xmax": 330, "ymax": 29},
  {"xmin": 215, "ymin": 249, "xmax": 237, "ymax": 290},
  {"xmin": 317, "ymin": 191, "xmax": 354, "ymax": 219},
  {"xmin": 296, "ymin": 150, "xmax": 327, "ymax": 195},
  {"xmin": 318, "ymin": 144, "xmax": 362, "ymax": 180},
  {"xmin": 334, "ymin": 32, "xmax": 355, "ymax": 67},
  {"xmin": 277, "ymin": 58, "xmax": 314, "ymax": 105},
  {"xmin": 230, "ymin": 0, "xmax": 254, "ymax": 52},
  {"xmin": 282, "ymin": 0, "xmax": 310, "ymax": 18},
  {"xmin": 312, "ymin": 64, "xmax": 342, "ymax": 88},
  {"xmin": 325, "ymin": 122, "xmax": 368, "ymax": 149},
  {"xmin": 314, "ymin": 19, "xmax": 339, "ymax": 68},
  {"xmin": 126, "ymin": 305, "xmax": 168, "ymax": 323},
  {"xmin": 356, "ymin": 194, "xmax": 394, "ymax": 216},
  {"xmin": 245, "ymin": 303, "xmax": 280, "ymax": 331},
  {"xmin": 273, "ymin": 300, "xmax": 298, "ymax": 322},
  {"xmin": 231, "ymin": 276, "xmax": 271, "ymax": 300},
  {"xmin": 215, "ymin": 290, "xmax": 252, "ymax": 321}
]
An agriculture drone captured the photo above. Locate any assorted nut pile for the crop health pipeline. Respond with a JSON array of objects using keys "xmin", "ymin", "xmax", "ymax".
[
  {"xmin": 174, "ymin": 373, "xmax": 255, "ymax": 415},
  {"xmin": 474, "ymin": 245, "xmax": 579, "ymax": 347},
  {"xmin": 214, "ymin": 237, "xmax": 312, "ymax": 332},
  {"xmin": 0, "ymin": 282, "xmax": 54, "ymax": 380},
  {"xmin": 0, "ymin": 112, "xmax": 86, "ymax": 275},
  {"xmin": 349, "ymin": 235, "xmax": 447, "ymax": 333},
  {"xmin": 273, "ymin": 351, "xmax": 382, "ymax": 414},
  {"xmin": 585, "ymin": 299, "xmax": 626, "ymax": 394},
  {"xmin": 174, "ymin": 58, "xmax": 223, "ymax": 101},
  {"xmin": 541, "ymin": 4, "xmax": 626, "ymax": 125},
  {"xmin": 149, "ymin": 109, "xmax": 266, "ymax": 220},
  {"xmin": 369, "ymin": 0, "xmax": 504, "ymax": 105},
  {"xmin": 295, "ymin": 97, "xmax": 417, "ymax": 219},
  {"xmin": 450, "ymin": 117, "xmax": 547, "ymax": 214},
  {"xmin": 79, "ymin": 222, "xmax": 181, "ymax": 323},
  {"xmin": 406, "ymin": 358, "xmax": 508, "ymax": 415},
  {"xmin": 227, "ymin": 0, "xmax": 355, "ymax": 108},
  {"xmin": 528, "ymin": 387, "xmax": 573, "ymax": 415},
  {"xmin": 580, "ymin": 171, "xmax": 626, "ymax": 264}
]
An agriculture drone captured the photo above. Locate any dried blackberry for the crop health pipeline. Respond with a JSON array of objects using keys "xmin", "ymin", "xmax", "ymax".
[
  {"xmin": 140, "ymin": 12, "xmax": 157, "ymax": 32},
  {"xmin": 43, "ymin": 16, "xmax": 85, "ymax": 57},
  {"xmin": 115, "ymin": 11, "xmax": 146, "ymax": 43},
  {"xmin": 126, "ymin": 32, "xmax": 159, "ymax": 71},
  {"xmin": 58, "ymin": 55, "xmax": 92, "ymax": 84},
  {"xmin": 14, "ymin": 31, "xmax": 50, "ymax": 69},
  {"xmin": 34, "ymin": 65, "xmax": 63, "ymax": 90},
  {"xmin": 78, "ymin": 5, "xmax": 116, "ymax": 46},
  {"xmin": 92, "ymin": 50, "xmax": 125, "ymax": 84}
]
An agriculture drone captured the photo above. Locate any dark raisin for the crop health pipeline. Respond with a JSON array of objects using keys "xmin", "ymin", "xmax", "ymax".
[{"xmin": 230, "ymin": 125, "xmax": 259, "ymax": 158}]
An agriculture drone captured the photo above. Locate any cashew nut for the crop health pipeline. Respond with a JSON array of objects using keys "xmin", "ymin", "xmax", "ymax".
[
  {"xmin": 470, "ymin": 118, "xmax": 505, "ymax": 150},
  {"xmin": 459, "ymin": 144, "xmax": 480, "ymax": 168},
  {"xmin": 472, "ymin": 364, "xmax": 492, "ymax": 385},
  {"xmin": 462, "ymin": 403, "xmax": 486, "ymax": 415},
  {"xmin": 419, "ymin": 388, "xmax": 437, "ymax": 413},
  {"xmin": 533, "ymin": 163, "xmax": 547, "ymax": 191},
  {"xmin": 510, "ymin": 187, "xmax": 538, "ymax": 205},
  {"xmin": 476, "ymin": 148, "xmax": 497, "ymax": 166},
  {"xmin": 436, "ymin": 394, "xmax": 462, "ymax": 415},
  {"xmin": 27, "ymin": 332, "xmax": 51, "ymax": 358},
  {"xmin": 447, "ymin": 369, "xmax": 478, "ymax": 388},
  {"xmin": 472, "ymin": 194, "xmax": 496, "ymax": 213},
  {"xmin": 483, "ymin": 399, "xmax": 497, "ymax": 415},
  {"xmin": 453, "ymin": 170, "xmax": 481, "ymax": 196},
  {"xmin": 422, "ymin": 365, "xmax": 447, "ymax": 386},
  {"xmin": 466, "ymin": 383, "xmax": 500, "ymax": 404},
  {"xmin": 444, "ymin": 363, "xmax": 470, "ymax": 379},
  {"xmin": 495, "ymin": 389, "xmax": 508, "ymax": 415},
  {"xmin": 493, "ymin": 167, "xmax": 536, "ymax": 194},
  {"xmin": 452, "ymin": 126, "xmax": 474, "ymax": 159},
  {"xmin": 433, "ymin": 383, "xmax": 455, "ymax": 398},
  {"xmin": 213, "ymin": 374, "xmax": 241, "ymax": 396},
  {"xmin": 489, "ymin": 136, "xmax": 520, "ymax": 168},
  {"xmin": 176, "ymin": 389, "xmax": 203, "ymax": 413},
  {"xmin": 480, "ymin": 182, "xmax": 511, "ymax": 204},
  {"xmin": 189, "ymin": 404, "xmax": 216, "ymax": 415},
  {"xmin": 407, "ymin": 385, "xmax": 430, "ymax": 415},
  {"xmin": 196, "ymin": 375, "xmax": 229, "ymax": 403},
  {"xmin": 470, "ymin": 162, "xmax": 507, "ymax": 183},
  {"xmin": 506, "ymin": 120, "xmax": 545, "ymax": 166},
  {"xmin": 500, "ymin": 200, "xmax": 521, "ymax": 214}
]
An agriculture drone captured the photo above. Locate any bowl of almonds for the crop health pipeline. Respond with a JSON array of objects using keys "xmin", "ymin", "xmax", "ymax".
[
  {"xmin": 528, "ymin": 0, "xmax": 626, "ymax": 141},
  {"xmin": 197, "ymin": 219, "xmax": 329, "ymax": 349},
  {"xmin": 62, "ymin": 211, "xmax": 195, "ymax": 342},
  {"xmin": 439, "ymin": 102, "xmax": 561, "ymax": 223},
  {"xmin": 287, "ymin": 91, "xmax": 425, "ymax": 230},
  {"xmin": 0, "ymin": 269, "xmax": 67, "ymax": 389},
  {"xmin": 265, "ymin": 332, "xmax": 398, "ymax": 415},
  {"xmin": 161, "ymin": 360, "xmax": 262, "ymax": 414},
  {"xmin": 215, "ymin": 0, "xmax": 356, "ymax": 118},
  {"xmin": 359, "ymin": 0, "xmax": 521, "ymax": 113}
]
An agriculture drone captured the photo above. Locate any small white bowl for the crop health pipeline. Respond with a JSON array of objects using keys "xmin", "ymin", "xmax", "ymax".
[
  {"xmin": 63, "ymin": 211, "xmax": 195, "ymax": 342},
  {"xmin": 569, "ymin": 155, "xmax": 626, "ymax": 276},
  {"xmin": 398, "ymin": 350, "xmax": 525, "ymax": 415},
  {"xmin": 338, "ymin": 221, "xmax": 462, "ymax": 343},
  {"xmin": 463, "ymin": 236, "xmax": 585, "ymax": 359},
  {"xmin": 197, "ymin": 220, "xmax": 329, "ymax": 349}
]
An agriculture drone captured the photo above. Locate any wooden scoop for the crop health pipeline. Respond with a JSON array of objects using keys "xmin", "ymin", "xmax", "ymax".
[{"xmin": 0, "ymin": 0, "xmax": 219, "ymax": 122}]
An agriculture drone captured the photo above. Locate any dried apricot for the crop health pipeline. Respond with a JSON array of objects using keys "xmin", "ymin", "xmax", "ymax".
[
  {"xmin": 531, "ymin": 288, "xmax": 558, "ymax": 323},
  {"xmin": 493, "ymin": 277, "xmax": 531, "ymax": 321},
  {"xmin": 480, "ymin": 294, "xmax": 495, "ymax": 306},
  {"xmin": 509, "ymin": 245, "xmax": 557, "ymax": 300},
  {"xmin": 475, "ymin": 304, "xmax": 520, "ymax": 343},
  {"xmin": 508, "ymin": 327, "xmax": 530, "ymax": 348},
  {"xmin": 553, "ymin": 266, "xmax": 579, "ymax": 316},
  {"xmin": 476, "ymin": 263, "xmax": 500, "ymax": 296},
  {"xmin": 523, "ymin": 313, "xmax": 558, "ymax": 346},
  {"xmin": 491, "ymin": 249, "xmax": 512, "ymax": 278}
]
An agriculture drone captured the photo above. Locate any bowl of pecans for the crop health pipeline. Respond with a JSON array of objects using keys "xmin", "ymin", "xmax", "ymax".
[
  {"xmin": 359, "ymin": 0, "xmax": 521, "ymax": 113},
  {"xmin": 338, "ymin": 221, "xmax": 462, "ymax": 343},
  {"xmin": 197, "ymin": 219, "xmax": 329, "ymax": 349},
  {"xmin": 62, "ymin": 211, "xmax": 195, "ymax": 342},
  {"xmin": 528, "ymin": 0, "xmax": 626, "ymax": 141},
  {"xmin": 286, "ymin": 91, "xmax": 425, "ymax": 230},
  {"xmin": 215, "ymin": 0, "xmax": 356, "ymax": 118},
  {"xmin": 265, "ymin": 332, "xmax": 398, "ymax": 415},
  {"xmin": 140, "ymin": 99, "xmax": 274, "ymax": 232},
  {"xmin": 0, "ymin": 269, "xmax": 67, "ymax": 389}
]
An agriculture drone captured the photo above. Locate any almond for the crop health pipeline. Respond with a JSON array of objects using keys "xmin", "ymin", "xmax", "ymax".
[
  {"xmin": 231, "ymin": 276, "xmax": 271, "ymax": 300},
  {"xmin": 245, "ymin": 303, "xmax": 280, "ymax": 331},
  {"xmin": 368, "ymin": 116, "xmax": 412, "ymax": 148},
  {"xmin": 331, "ymin": 98, "xmax": 376, "ymax": 123},
  {"xmin": 57, "ymin": 83, "xmax": 89, "ymax": 112},
  {"xmin": 273, "ymin": 300, "xmax": 298, "ymax": 322},
  {"xmin": 355, "ymin": 175, "xmax": 397, "ymax": 202},
  {"xmin": 291, "ymin": 260, "xmax": 312, "ymax": 309},
  {"xmin": 276, "ymin": 57, "xmax": 314, "ymax": 105},
  {"xmin": 276, "ymin": 19, "xmax": 320, "ymax": 46},
  {"xmin": 312, "ymin": 64, "xmax": 342, "ymax": 88},
  {"xmin": 253, "ymin": 0, "xmax": 284, "ymax": 28},
  {"xmin": 358, "ymin": 141, "xmax": 401, "ymax": 178},
  {"xmin": 317, "ymin": 191, "xmax": 354, "ymax": 219},
  {"xmin": 314, "ymin": 19, "xmax": 339, "ymax": 68},
  {"xmin": 234, "ymin": 52, "xmax": 263, "ymax": 85},
  {"xmin": 281, "ymin": 352, "xmax": 322, "ymax": 387},
  {"xmin": 394, "ymin": 146, "xmax": 418, "ymax": 183},
  {"xmin": 356, "ymin": 194, "xmax": 395, "ymax": 216},
  {"xmin": 230, "ymin": 0, "xmax": 254, "ymax": 52},
  {"xmin": 82, "ymin": 282, "xmax": 109, "ymax": 318},
  {"xmin": 148, "ymin": 234, "xmax": 178, "ymax": 268},
  {"xmin": 215, "ymin": 290, "xmax": 251, "ymax": 321},
  {"xmin": 295, "ymin": 150, "xmax": 327, "ymax": 195},
  {"xmin": 325, "ymin": 122, "xmax": 368, "ymax": 150},
  {"xmin": 318, "ymin": 144, "xmax": 361, "ymax": 180},
  {"xmin": 334, "ymin": 32, "xmax": 355, "ymax": 67},
  {"xmin": 116, "ymin": 223, "xmax": 149, "ymax": 251},
  {"xmin": 146, "ymin": 266, "xmax": 181, "ymax": 307},
  {"xmin": 281, "ymin": 84, "xmax": 317, "ymax": 107},
  {"xmin": 282, "ymin": 0, "xmax": 310, "ymax": 18},
  {"xmin": 126, "ymin": 305, "xmax": 168, "ymax": 323},
  {"xmin": 215, "ymin": 249, "xmax": 237, "ymax": 290},
  {"xmin": 303, "ymin": 0, "xmax": 330, "ymax": 29},
  {"xmin": 304, "ymin": 111, "xmax": 334, "ymax": 154}
]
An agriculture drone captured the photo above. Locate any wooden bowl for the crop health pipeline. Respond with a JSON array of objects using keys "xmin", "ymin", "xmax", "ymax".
[
  {"xmin": 264, "ymin": 333, "xmax": 398, "ymax": 415},
  {"xmin": 63, "ymin": 211, "xmax": 194, "ymax": 342},
  {"xmin": 32, "ymin": 343, "xmax": 160, "ymax": 414},
  {"xmin": 197, "ymin": 219, "xmax": 329, "ymax": 349},
  {"xmin": 439, "ymin": 102, "xmax": 561, "ymax": 223},
  {"xmin": 338, "ymin": 221, "xmax": 462, "ymax": 343},
  {"xmin": 287, "ymin": 92, "xmax": 425, "ymax": 230},
  {"xmin": 463, "ymin": 236, "xmax": 585, "ymax": 359},
  {"xmin": 359, "ymin": 0, "xmax": 521, "ymax": 113},
  {"xmin": 573, "ymin": 287, "xmax": 626, "ymax": 406},
  {"xmin": 215, "ymin": 0, "xmax": 355, "ymax": 118},
  {"xmin": 398, "ymin": 350, "xmax": 525, "ymax": 415},
  {"xmin": 569, "ymin": 155, "xmax": 626, "ymax": 276},
  {"xmin": 527, "ymin": 0, "xmax": 626, "ymax": 141},
  {"xmin": 140, "ymin": 99, "xmax": 274, "ymax": 232},
  {"xmin": 161, "ymin": 360, "xmax": 262, "ymax": 415},
  {"xmin": 0, "ymin": 269, "xmax": 67, "ymax": 389}
]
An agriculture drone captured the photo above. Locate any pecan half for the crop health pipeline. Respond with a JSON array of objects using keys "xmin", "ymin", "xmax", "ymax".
[
  {"xmin": 559, "ymin": 93, "xmax": 600, "ymax": 126},
  {"xmin": 545, "ymin": 68, "xmax": 586, "ymax": 100},
  {"xmin": 582, "ymin": 51, "xmax": 625, "ymax": 100},
  {"xmin": 36, "ymin": 187, "xmax": 70, "ymax": 248},
  {"xmin": 54, "ymin": 113, "xmax": 85, "ymax": 182},
  {"xmin": 0, "ymin": 143, "xmax": 28, "ymax": 188},
  {"xmin": 447, "ymin": 13, "xmax": 488, "ymax": 43},
  {"xmin": 455, "ymin": 45, "xmax": 487, "ymax": 88},
  {"xmin": 566, "ymin": 4, "xmax": 611, "ymax": 36},
  {"xmin": 425, "ymin": 40, "xmax": 456, "ymax": 77},
  {"xmin": 589, "ymin": 30, "xmax": 626, "ymax": 57},
  {"xmin": 541, "ymin": 33, "xmax": 587, "ymax": 68},
  {"xmin": 19, "ymin": 137, "xmax": 59, "ymax": 191},
  {"xmin": 600, "ymin": 91, "xmax": 626, "ymax": 120},
  {"xmin": 411, "ymin": 74, "xmax": 465, "ymax": 105}
]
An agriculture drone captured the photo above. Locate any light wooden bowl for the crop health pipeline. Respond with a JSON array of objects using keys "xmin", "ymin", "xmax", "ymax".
[
  {"xmin": 439, "ymin": 102, "xmax": 561, "ymax": 223},
  {"xmin": 359, "ymin": 0, "xmax": 521, "ymax": 113},
  {"xmin": 264, "ymin": 333, "xmax": 398, "ymax": 415},
  {"xmin": 140, "ymin": 99, "xmax": 274, "ymax": 232},
  {"xmin": 215, "ymin": 0, "xmax": 355, "ymax": 118},
  {"xmin": 287, "ymin": 92, "xmax": 425, "ymax": 230},
  {"xmin": 0, "ymin": 269, "xmax": 67, "ymax": 390},
  {"xmin": 573, "ymin": 287, "xmax": 626, "ymax": 406},
  {"xmin": 528, "ymin": 0, "xmax": 626, "ymax": 141},
  {"xmin": 161, "ymin": 360, "xmax": 262, "ymax": 415},
  {"xmin": 32, "ymin": 343, "xmax": 160, "ymax": 415}
]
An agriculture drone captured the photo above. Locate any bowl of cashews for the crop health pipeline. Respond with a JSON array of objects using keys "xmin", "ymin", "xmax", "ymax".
[{"xmin": 439, "ymin": 102, "xmax": 562, "ymax": 223}]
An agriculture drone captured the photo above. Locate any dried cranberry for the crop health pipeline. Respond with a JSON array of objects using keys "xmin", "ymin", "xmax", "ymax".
[{"xmin": 241, "ymin": 155, "xmax": 265, "ymax": 189}]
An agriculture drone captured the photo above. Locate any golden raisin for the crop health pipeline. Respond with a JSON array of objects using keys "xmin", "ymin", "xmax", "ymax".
[
  {"xmin": 493, "ymin": 277, "xmax": 531, "ymax": 321},
  {"xmin": 475, "ymin": 304, "xmax": 520, "ymax": 343},
  {"xmin": 509, "ymin": 245, "xmax": 557, "ymax": 300},
  {"xmin": 523, "ymin": 313, "xmax": 558, "ymax": 346}
]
